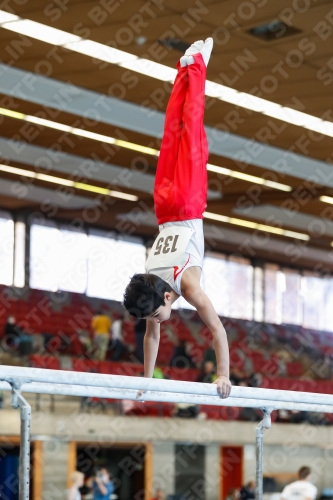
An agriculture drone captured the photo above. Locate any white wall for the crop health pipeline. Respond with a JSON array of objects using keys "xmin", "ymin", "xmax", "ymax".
[
  {"xmin": 2, "ymin": 408, "xmax": 333, "ymax": 497},
  {"xmin": 42, "ymin": 439, "xmax": 69, "ymax": 500},
  {"xmin": 263, "ymin": 444, "xmax": 333, "ymax": 491},
  {"xmin": 152, "ymin": 441, "xmax": 175, "ymax": 498},
  {"xmin": 243, "ymin": 444, "xmax": 256, "ymax": 484},
  {"xmin": 243, "ymin": 441, "xmax": 333, "ymax": 493},
  {"xmin": 205, "ymin": 443, "xmax": 221, "ymax": 500}
]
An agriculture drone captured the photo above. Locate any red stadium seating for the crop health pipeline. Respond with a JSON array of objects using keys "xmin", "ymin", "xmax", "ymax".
[
  {"xmin": 30, "ymin": 354, "xmax": 60, "ymax": 370},
  {"xmin": 2, "ymin": 283, "xmax": 333, "ymax": 424}
]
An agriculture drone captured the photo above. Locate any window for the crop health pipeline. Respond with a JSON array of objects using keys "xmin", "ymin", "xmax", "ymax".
[
  {"xmin": 30, "ymin": 224, "xmax": 59, "ymax": 291},
  {"xmin": 0, "ymin": 213, "xmax": 14, "ymax": 286},
  {"xmin": 254, "ymin": 267, "xmax": 264, "ymax": 322},
  {"xmin": 228, "ymin": 256, "xmax": 253, "ymax": 320},
  {"xmin": 202, "ymin": 254, "xmax": 253, "ymax": 320},
  {"xmin": 31, "ymin": 224, "xmax": 146, "ymax": 299},
  {"xmin": 86, "ymin": 232, "xmax": 118, "ymax": 300},
  {"xmin": 302, "ymin": 274, "xmax": 325, "ymax": 330},
  {"xmin": 58, "ymin": 229, "xmax": 88, "ymax": 293},
  {"xmin": 86, "ymin": 232, "xmax": 146, "ymax": 301},
  {"xmin": 202, "ymin": 254, "xmax": 229, "ymax": 317},
  {"xmin": 25, "ymin": 217, "xmax": 333, "ymax": 333},
  {"xmin": 264, "ymin": 265, "xmax": 281, "ymax": 324},
  {"xmin": 281, "ymin": 268, "xmax": 302, "ymax": 325},
  {"xmin": 323, "ymin": 278, "xmax": 333, "ymax": 332},
  {"xmin": 30, "ymin": 225, "xmax": 88, "ymax": 293},
  {"xmin": 111, "ymin": 238, "xmax": 146, "ymax": 302},
  {"xmin": 14, "ymin": 222, "xmax": 25, "ymax": 288}
]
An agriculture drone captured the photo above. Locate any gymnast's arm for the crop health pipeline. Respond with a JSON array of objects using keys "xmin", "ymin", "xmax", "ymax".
[
  {"xmin": 181, "ymin": 269, "xmax": 231, "ymax": 398},
  {"xmin": 143, "ymin": 320, "xmax": 160, "ymax": 378},
  {"xmin": 137, "ymin": 321, "xmax": 160, "ymax": 399}
]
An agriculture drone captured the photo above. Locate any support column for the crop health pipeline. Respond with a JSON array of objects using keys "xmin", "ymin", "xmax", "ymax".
[
  {"xmin": 10, "ymin": 386, "xmax": 31, "ymax": 500},
  {"xmin": 152, "ymin": 442, "xmax": 175, "ymax": 498},
  {"xmin": 205, "ymin": 443, "xmax": 220, "ymax": 500},
  {"xmin": 255, "ymin": 409, "xmax": 272, "ymax": 500}
]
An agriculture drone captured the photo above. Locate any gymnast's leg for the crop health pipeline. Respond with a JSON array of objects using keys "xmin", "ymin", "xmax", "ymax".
[
  {"xmin": 173, "ymin": 38, "xmax": 213, "ymax": 220},
  {"xmin": 154, "ymin": 55, "xmax": 190, "ymax": 224}
]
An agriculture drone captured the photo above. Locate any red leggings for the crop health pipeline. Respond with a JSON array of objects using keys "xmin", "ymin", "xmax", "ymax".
[{"xmin": 154, "ymin": 53, "xmax": 208, "ymax": 225}]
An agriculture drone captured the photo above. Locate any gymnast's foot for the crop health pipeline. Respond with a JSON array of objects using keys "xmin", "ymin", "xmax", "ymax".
[{"xmin": 179, "ymin": 38, "xmax": 213, "ymax": 67}]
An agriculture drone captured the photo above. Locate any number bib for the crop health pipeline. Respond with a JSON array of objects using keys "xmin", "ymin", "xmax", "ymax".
[{"xmin": 145, "ymin": 226, "xmax": 194, "ymax": 272}]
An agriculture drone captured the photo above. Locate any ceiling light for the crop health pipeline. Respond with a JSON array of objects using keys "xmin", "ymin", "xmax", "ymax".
[
  {"xmin": 207, "ymin": 163, "xmax": 292, "ymax": 191},
  {"xmin": 0, "ymin": 164, "xmax": 36, "ymax": 178},
  {"xmin": 37, "ymin": 173, "xmax": 74, "ymax": 186},
  {"xmin": 28, "ymin": 115, "xmax": 118, "ymax": 144},
  {"xmin": 109, "ymin": 190, "xmax": 138, "ymax": 201},
  {"xmin": 74, "ymin": 183, "xmax": 138, "ymax": 201},
  {"xmin": 114, "ymin": 139, "xmax": 158, "ymax": 155},
  {"xmin": 0, "ymin": 163, "xmax": 138, "ymax": 201},
  {"xmin": 0, "ymin": 11, "xmax": 19, "ymax": 24},
  {"xmin": 2, "ymin": 19, "xmax": 80, "ymax": 45},
  {"xmin": 0, "ymin": 105, "xmax": 292, "ymax": 191},
  {"xmin": 0, "ymin": 107, "xmax": 25, "ymax": 120},
  {"xmin": 204, "ymin": 211, "xmax": 309, "ymax": 240},
  {"xmin": 74, "ymin": 183, "xmax": 109, "ymax": 195},
  {"xmin": 205, "ymin": 80, "xmax": 239, "ymax": 102},
  {"xmin": 320, "ymin": 196, "xmax": 333, "ymax": 205},
  {"xmin": 1, "ymin": 9, "xmax": 333, "ymax": 137},
  {"xmin": 27, "ymin": 115, "xmax": 72, "ymax": 132},
  {"xmin": 207, "ymin": 164, "xmax": 231, "ymax": 176},
  {"xmin": 120, "ymin": 58, "xmax": 176, "ymax": 82},
  {"xmin": 263, "ymin": 180, "xmax": 291, "ymax": 191},
  {"xmin": 63, "ymin": 40, "xmax": 138, "ymax": 65},
  {"xmin": 0, "ymin": 107, "xmax": 157, "ymax": 154},
  {"xmin": 135, "ymin": 36, "xmax": 147, "ymax": 45},
  {"xmin": 69, "ymin": 129, "xmax": 116, "ymax": 144},
  {"xmin": 230, "ymin": 217, "xmax": 258, "ymax": 229}
]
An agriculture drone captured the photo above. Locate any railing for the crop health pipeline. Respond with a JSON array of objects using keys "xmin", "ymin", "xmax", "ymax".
[{"xmin": 1, "ymin": 365, "xmax": 333, "ymax": 500}]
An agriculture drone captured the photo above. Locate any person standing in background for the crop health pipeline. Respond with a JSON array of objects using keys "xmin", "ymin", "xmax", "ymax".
[
  {"xmin": 281, "ymin": 467, "xmax": 317, "ymax": 500},
  {"xmin": 170, "ymin": 338, "xmax": 195, "ymax": 369},
  {"xmin": 110, "ymin": 312, "xmax": 126, "ymax": 361},
  {"xmin": 196, "ymin": 361, "xmax": 217, "ymax": 384},
  {"xmin": 92, "ymin": 468, "xmax": 114, "ymax": 500},
  {"xmin": 225, "ymin": 487, "xmax": 240, "ymax": 500},
  {"xmin": 152, "ymin": 489, "xmax": 165, "ymax": 500},
  {"xmin": 67, "ymin": 471, "xmax": 84, "ymax": 500},
  {"xmin": 91, "ymin": 311, "xmax": 112, "ymax": 361},
  {"xmin": 240, "ymin": 481, "xmax": 255, "ymax": 500}
]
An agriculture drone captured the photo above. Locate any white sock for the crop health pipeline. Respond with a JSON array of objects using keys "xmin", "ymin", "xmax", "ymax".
[
  {"xmin": 179, "ymin": 55, "xmax": 190, "ymax": 67},
  {"xmin": 185, "ymin": 40, "xmax": 204, "ymax": 56},
  {"xmin": 200, "ymin": 37, "xmax": 214, "ymax": 67},
  {"xmin": 179, "ymin": 38, "xmax": 213, "ymax": 67},
  {"xmin": 179, "ymin": 40, "xmax": 204, "ymax": 66}
]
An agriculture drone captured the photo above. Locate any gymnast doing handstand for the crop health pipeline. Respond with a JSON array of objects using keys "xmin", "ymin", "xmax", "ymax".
[{"xmin": 123, "ymin": 38, "xmax": 231, "ymax": 399}]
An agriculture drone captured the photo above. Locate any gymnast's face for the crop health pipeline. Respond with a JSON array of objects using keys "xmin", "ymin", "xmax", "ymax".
[{"xmin": 147, "ymin": 292, "xmax": 172, "ymax": 324}]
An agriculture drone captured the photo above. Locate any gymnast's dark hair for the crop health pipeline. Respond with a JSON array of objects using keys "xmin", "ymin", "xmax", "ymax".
[{"xmin": 123, "ymin": 273, "xmax": 171, "ymax": 318}]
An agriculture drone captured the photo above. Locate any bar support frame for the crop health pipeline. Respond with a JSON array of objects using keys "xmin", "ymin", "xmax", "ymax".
[
  {"xmin": 1, "ymin": 366, "xmax": 333, "ymax": 500},
  {"xmin": 10, "ymin": 383, "xmax": 31, "ymax": 500},
  {"xmin": 255, "ymin": 408, "xmax": 272, "ymax": 500}
]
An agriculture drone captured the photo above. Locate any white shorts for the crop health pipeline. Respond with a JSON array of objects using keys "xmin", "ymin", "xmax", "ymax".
[{"xmin": 150, "ymin": 218, "xmax": 204, "ymax": 295}]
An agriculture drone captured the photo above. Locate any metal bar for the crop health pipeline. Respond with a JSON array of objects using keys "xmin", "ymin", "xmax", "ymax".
[
  {"xmin": 1, "ymin": 381, "xmax": 333, "ymax": 413},
  {"xmin": 255, "ymin": 410, "xmax": 272, "ymax": 500},
  {"xmin": 10, "ymin": 385, "xmax": 31, "ymax": 500},
  {"xmin": 0, "ymin": 366, "xmax": 332, "ymax": 406},
  {"xmin": 18, "ymin": 395, "xmax": 31, "ymax": 500},
  {"xmin": 256, "ymin": 424, "xmax": 263, "ymax": 500}
]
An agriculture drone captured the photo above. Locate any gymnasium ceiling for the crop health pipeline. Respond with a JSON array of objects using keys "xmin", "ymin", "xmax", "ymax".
[{"xmin": 1, "ymin": 0, "xmax": 333, "ymax": 269}]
